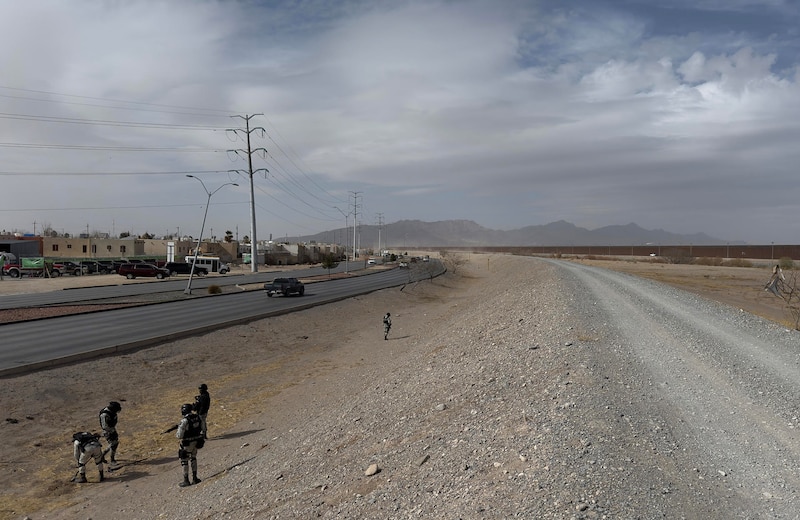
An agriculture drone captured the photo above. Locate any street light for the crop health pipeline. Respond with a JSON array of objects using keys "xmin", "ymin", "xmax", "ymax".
[{"xmin": 185, "ymin": 175, "xmax": 238, "ymax": 295}]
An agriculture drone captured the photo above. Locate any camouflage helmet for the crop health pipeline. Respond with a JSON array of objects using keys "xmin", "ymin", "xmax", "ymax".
[
  {"xmin": 108, "ymin": 401, "xmax": 122, "ymax": 412},
  {"xmin": 198, "ymin": 383, "xmax": 208, "ymax": 391},
  {"xmin": 181, "ymin": 403, "xmax": 194, "ymax": 416}
]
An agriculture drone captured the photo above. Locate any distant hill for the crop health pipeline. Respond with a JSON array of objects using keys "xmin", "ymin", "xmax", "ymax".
[{"xmin": 277, "ymin": 219, "xmax": 732, "ymax": 249}]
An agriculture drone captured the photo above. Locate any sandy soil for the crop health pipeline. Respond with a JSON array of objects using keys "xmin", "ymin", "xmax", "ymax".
[{"xmin": 0, "ymin": 255, "xmax": 791, "ymax": 519}]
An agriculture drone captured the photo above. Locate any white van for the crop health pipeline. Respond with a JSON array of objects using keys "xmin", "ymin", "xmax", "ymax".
[{"xmin": 185, "ymin": 255, "xmax": 230, "ymax": 274}]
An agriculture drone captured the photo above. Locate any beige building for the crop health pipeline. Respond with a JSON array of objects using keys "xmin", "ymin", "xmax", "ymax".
[{"xmin": 42, "ymin": 236, "xmax": 240, "ymax": 263}]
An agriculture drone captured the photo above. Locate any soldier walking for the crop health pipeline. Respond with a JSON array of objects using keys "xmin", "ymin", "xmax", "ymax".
[
  {"xmin": 99, "ymin": 401, "xmax": 122, "ymax": 464},
  {"xmin": 383, "ymin": 312, "xmax": 392, "ymax": 340},
  {"xmin": 72, "ymin": 432, "xmax": 105, "ymax": 483},
  {"xmin": 194, "ymin": 383, "xmax": 211, "ymax": 440},
  {"xmin": 176, "ymin": 403, "xmax": 204, "ymax": 487}
]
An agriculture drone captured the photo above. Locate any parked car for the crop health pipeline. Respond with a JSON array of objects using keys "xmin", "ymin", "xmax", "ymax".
[
  {"xmin": 77, "ymin": 260, "xmax": 103, "ymax": 274},
  {"xmin": 117, "ymin": 263, "xmax": 170, "ymax": 279},
  {"xmin": 52, "ymin": 261, "xmax": 88, "ymax": 276},
  {"xmin": 164, "ymin": 262, "xmax": 208, "ymax": 277},
  {"xmin": 97, "ymin": 260, "xmax": 125, "ymax": 274}
]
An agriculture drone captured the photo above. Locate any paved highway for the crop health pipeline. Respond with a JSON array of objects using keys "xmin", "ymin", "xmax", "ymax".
[
  {"xmin": 0, "ymin": 263, "xmax": 356, "ymax": 309},
  {"xmin": 0, "ymin": 265, "xmax": 440, "ymax": 375}
]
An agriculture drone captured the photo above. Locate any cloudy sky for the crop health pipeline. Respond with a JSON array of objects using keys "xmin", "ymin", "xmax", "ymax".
[{"xmin": 1, "ymin": 0, "xmax": 798, "ymax": 245}]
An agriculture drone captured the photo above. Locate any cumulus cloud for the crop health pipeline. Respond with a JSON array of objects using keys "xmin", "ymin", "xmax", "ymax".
[{"xmin": 0, "ymin": 0, "xmax": 798, "ymax": 243}]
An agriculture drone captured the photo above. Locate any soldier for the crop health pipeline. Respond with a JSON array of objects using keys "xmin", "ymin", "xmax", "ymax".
[
  {"xmin": 383, "ymin": 312, "xmax": 392, "ymax": 340},
  {"xmin": 194, "ymin": 383, "xmax": 211, "ymax": 440},
  {"xmin": 99, "ymin": 401, "xmax": 122, "ymax": 464},
  {"xmin": 176, "ymin": 403, "xmax": 204, "ymax": 487},
  {"xmin": 72, "ymin": 432, "xmax": 105, "ymax": 483}
]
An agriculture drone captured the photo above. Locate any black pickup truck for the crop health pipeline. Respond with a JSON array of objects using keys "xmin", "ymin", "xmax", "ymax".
[{"xmin": 263, "ymin": 277, "xmax": 305, "ymax": 297}]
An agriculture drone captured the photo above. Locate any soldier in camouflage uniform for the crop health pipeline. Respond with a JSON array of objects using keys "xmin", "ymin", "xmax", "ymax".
[
  {"xmin": 176, "ymin": 403, "xmax": 204, "ymax": 487},
  {"xmin": 383, "ymin": 312, "xmax": 392, "ymax": 340},
  {"xmin": 72, "ymin": 432, "xmax": 105, "ymax": 483},
  {"xmin": 99, "ymin": 401, "xmax": 122, "ymax": 464},
  {"xmin": 194, "ymin": 383, "xmax": 211, "ymax": 440}
]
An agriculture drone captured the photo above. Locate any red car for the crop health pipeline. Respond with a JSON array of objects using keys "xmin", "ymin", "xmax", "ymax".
[{"xmin": 117, "ymin": 263, "xmax": 170, "ymax": 279}]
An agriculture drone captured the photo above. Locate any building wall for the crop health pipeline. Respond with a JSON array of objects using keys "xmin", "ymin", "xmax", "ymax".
[{"xmin": 43, "ymin": 237, "xmax": 145, "ymax": 259}]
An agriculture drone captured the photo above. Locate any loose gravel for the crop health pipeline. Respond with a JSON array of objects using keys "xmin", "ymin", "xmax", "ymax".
[{"xmin": 24, "ymin": 254, "xmax": 800, "ymax": 519}]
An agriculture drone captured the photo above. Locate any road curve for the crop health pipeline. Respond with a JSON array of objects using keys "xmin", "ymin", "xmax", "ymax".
[{"xmin": 0, "ymin": 265, "xmax": 438, "ymax": 375}]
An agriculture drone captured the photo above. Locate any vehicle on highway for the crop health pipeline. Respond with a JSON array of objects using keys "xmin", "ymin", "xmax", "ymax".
[
  {"xmin": 117, "ymin": 263, "xmax": 170, "ymax": 279},
  {"xmin": 164, "ymin": 262, "xmax": 208, "ymax": 277},
  {"xmin": 264, "ymin": 277, "xmax": 305, "ymax": 297}
]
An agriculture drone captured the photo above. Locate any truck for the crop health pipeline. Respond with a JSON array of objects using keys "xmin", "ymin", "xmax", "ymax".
[
  {"xmin": 2, "ymin": 257, "xmax": 55, "ymax": 278},
  {"xmin": 263, "ymin": 277, "xmax": 305, "ymax": 297}
]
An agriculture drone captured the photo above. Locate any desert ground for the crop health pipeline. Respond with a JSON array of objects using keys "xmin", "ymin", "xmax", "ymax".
[{"xmin": 0, "ymin": 254, "xmax": 792, "ymax": 519}]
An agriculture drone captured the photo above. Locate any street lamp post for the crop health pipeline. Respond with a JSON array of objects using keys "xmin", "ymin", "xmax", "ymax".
[{"xmin": 185, "ymin": 175, "xmax": 238, "ymax": 295}]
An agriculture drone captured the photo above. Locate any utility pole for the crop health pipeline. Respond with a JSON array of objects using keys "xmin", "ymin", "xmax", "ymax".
[
  {"xmin": 350, "ymin": 191, "xmax": 362, "ymax": 259},
  {"xmin": 228, "ymin": 114, "xmax": 267, "ymax": 273},
  {"xmin": 376, "ymin": 212, "xmax": 384, "ymax": 255}
]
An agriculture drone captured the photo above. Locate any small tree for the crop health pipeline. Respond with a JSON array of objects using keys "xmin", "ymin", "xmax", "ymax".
[
  {"xmin": 439, "ymin": 251, "xmax": 467, "ymax": 274},
  {"xmin": 765, "ymin": 268, "xmax": 800, "ymax": 329},
  {"xmin": 224, "ymin": 230, "xmax": 234, "ymax": 243},
  {"xmin": 321, "ymin": 253, "xmax": 339, "ymax": 278}
]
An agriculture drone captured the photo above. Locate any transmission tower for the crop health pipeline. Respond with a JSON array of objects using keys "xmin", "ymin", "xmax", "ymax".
[
  {"xmin": 228, "ymin": 114, "xmax": 267, "ymax": 272},
  {"xmin": 350, "ymin": 191, "xmax": 362, "ymax": 259}
]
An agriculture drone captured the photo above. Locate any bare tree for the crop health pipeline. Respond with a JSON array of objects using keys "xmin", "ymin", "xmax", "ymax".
[
  {"xmin": 439, "ymin": 250, "xmax": 467, "ymax": 274},
  {"xmin": 765, "ymin": 267, "xmax": 800, "ymax": 329}
]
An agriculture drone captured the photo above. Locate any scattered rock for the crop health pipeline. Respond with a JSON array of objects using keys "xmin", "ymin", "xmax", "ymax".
[{"xmin": 364, "ymin": 463, "xmax": 380, "ymax": 476}]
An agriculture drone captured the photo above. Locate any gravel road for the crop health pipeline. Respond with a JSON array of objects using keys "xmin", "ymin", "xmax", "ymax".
[{"xmin": 20, "ymin": 254, "xmax": 800, "ymax": 519}]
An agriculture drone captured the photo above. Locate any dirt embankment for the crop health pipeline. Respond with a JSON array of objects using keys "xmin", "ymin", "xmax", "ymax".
[{"xmin": 0, "ymin": 255, "xmax": 794, "ymax": 519}]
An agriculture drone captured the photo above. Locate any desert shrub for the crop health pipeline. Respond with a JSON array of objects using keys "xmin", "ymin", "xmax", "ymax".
[
  {"xmin": 694, "ymin": 257, "xmax": 722, "ymax": 266},
  {"xmin": 722, "ymin": 258, "xmax": 754, "ymax": 268},
  {"xmin": 662, "ymin": 248, "xmax": 694, "ymax": 264},
  {"xmin": 207, "ymin": 284, "xmax": 222, "ymax": 294},
  {"xmin": 779, "ymin": 257, "xmax": 795, "ymax": 270}
]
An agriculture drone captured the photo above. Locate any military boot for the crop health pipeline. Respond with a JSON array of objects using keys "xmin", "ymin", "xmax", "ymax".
[
  {"xmin": 99, "ymin": 470, "xmax": 105, "ymax": 482},
  {"xmin": 76, "ymin": 474, "xmax": 87, "ymax": 483},
  {"xmin": 179, "ymin": 477, "xmax": 191, "ymax": 487},
  {"xmin": 192, "ymin": 473, "xmax": 201, "ymax": 485}
]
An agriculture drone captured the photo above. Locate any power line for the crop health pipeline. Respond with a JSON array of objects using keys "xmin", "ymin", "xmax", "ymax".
[
  {"xmin": 0, "ymin": 170, "xmax": 225, "ymax": 176},
  {"xmin": 0, "ymin": 201, "xmax": 244, "ymax": 212},
  {"xmin": 0, "ymin": 142, "xmax": 223, "ymax": 152},
  {"xmin": 0, "ymin": 85, "xmax": 233, "ymax": 118},
  {"xmin": 0, "ymin": 111, "xmax": 227, "ymax": 130}
]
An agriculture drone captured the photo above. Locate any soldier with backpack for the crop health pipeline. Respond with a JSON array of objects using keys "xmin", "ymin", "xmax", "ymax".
[
  {"xmin": 194, "ymin": 383, "xmax": 211, "ymax": 440},
  {"xmin": 71, "ymin": 432, "xmax": 105, "ymax": 483},
  {"xmin": 99, "ymin": 401, "xmax": 122, "ymax": 464},
  {"xmin": 176, "ymin": 403, "xmax": 205, "ymax": 487}
]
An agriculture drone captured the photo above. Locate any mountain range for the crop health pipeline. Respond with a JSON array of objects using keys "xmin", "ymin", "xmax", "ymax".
[{"xmin": 276, "ymin": 220, "xmax": 734, "ymax": 249}]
